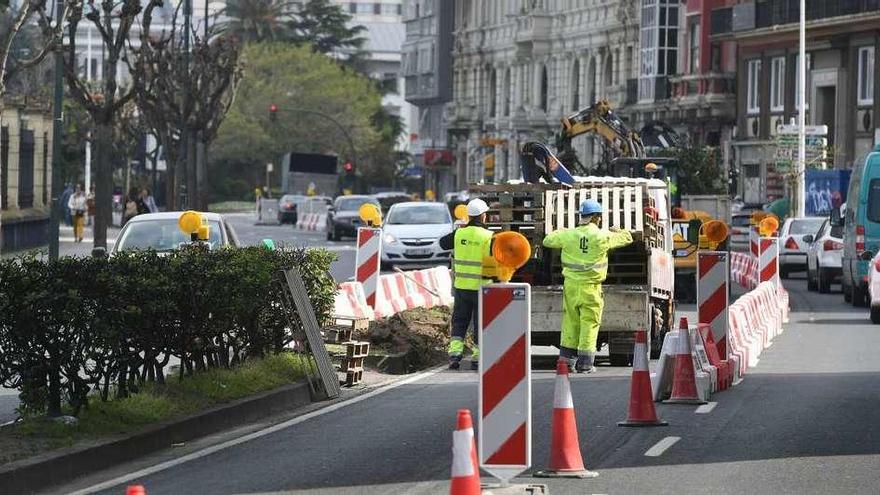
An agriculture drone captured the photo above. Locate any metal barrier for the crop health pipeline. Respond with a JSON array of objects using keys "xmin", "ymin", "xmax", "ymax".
[{"xmin": 257, "ymin": 199, "xmax": 280, "ymax": 225}]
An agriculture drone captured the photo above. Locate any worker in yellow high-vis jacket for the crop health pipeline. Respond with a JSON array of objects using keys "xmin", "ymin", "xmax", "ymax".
[
  {"xmin": 439, "ymin": 198, "xmax": 495, "ymax": 370},
  {"xmin": 542, "ymin": 199, "xmax": 633, "ymax": 373}
]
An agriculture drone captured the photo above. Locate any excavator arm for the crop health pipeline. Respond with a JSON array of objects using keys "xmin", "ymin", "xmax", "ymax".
[{"xmin": 554, "ymin": 99, "xmax": 646, "ymax": 169}]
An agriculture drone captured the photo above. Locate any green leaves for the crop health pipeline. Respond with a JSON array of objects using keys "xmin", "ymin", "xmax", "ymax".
[{"xmin": 0, "ymin": 246, "xmax": 336, "ymax": 416}]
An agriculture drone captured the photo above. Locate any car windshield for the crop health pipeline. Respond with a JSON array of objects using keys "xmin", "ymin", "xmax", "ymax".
[
  {"xmin": 387, "ymin": 205, "xmax": 450, "ymax": 225},
  {"xmin": 377, "ymin": 195, "xmax": 411, "ymax": 209},
  {"xmin": 280, "ymin": 195, "xmax": 300, "ymax": 203},
  {"xmin": 789, "ymin": 218, "xmax": 824, "ymax": 235},
  {"xmin": 337, "ymin": 197, "xmax": 376, "ymax": 211},
  {"xmin": 117, "ymin": 219, "xmax": 224, "ymax": 252},
  {"xmin": 731, "ymin": 215, "xmax": 751, "ymax": 227}
]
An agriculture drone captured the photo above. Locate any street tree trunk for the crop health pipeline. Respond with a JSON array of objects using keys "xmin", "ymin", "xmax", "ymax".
[{"xmin": 93, "ymin": 121, "xmax": 113, "ymax": 249}]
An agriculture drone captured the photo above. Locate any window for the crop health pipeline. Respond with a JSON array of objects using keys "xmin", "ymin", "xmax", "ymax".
[
  {"xmin": 638, "ymin": 0, "xmax": 678, "ymax": 102},
  {"xmin": 381, "ymin": 3, "xmax": 401, "ymax": 15},
  {"xmin": 540, "ymin": 66, "xmax": 548, "ymax": 112},
  {"xmin": 1, "ymin": 126, "xmax": 7, "ymax": 209},
  {"xmin": 689, "ymin": 20, "xmax": 700, "ymax": 74},
  {"xmin": 858, "ymin": 46, "xmax": 874, "ymax": 106},
  {"xmin": 770, "ymin": 57, "xmax": 785, "ymax": 112},
  {"xmin": 355, "ymin": 3, "xmax": 374, "ymax": 14},
  {"xmin": 42, "ymin": 132, "xmax": 48, "ymax": 205},
  {"xmin": 18, "ymin": 130, "xmax": 34, "ymax": 209},
  {"xmin": 747, "ymin": 59, "xmax": 761, "ymax": 115},
  {"xmin": 795, "ymin": 53, "xmax": 811, "ymax": 110},
  {"xmin": 868, "ymin": 179, "xmax": 880, "ymax": 223},
  {"xmin": 571, "ymin": 59, "xmax": 580, "ymax": 108}
]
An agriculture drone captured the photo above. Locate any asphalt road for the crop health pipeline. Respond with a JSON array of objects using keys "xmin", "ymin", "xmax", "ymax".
[{"xmin": 46, "ymin": 272, "xmax": 880, "ymax": 495}]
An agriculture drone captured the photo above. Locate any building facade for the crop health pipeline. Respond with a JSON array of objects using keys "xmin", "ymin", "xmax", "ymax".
[
  {"xmin": 446, "ymin": 0, "xmax": 642, "ymax": 188},
  {"xmin": 401, "ymin": 0, "xmax": 455, "ymax": 197},
  {"xmin": 0, "ymin": 100, "xmax": 54, "ymax": 253},
  {"xmin": 712, "ymin": 1, "xmax": 880, "ymax": 205}
]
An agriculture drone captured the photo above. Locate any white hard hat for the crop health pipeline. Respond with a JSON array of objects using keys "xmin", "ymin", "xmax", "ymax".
[{"xmin": 466, "ymin": 198, "xmax": 489, "ymax": 217}]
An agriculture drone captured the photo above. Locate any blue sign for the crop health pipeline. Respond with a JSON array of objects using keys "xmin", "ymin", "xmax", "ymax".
[{"xmin": 805, "ymin": 169, "xmax": 851, "ymax": 217}]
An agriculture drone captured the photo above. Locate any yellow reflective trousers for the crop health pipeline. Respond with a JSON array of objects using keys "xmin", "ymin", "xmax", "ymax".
[{"xmin": 561, "ymin": 279, "xmax": 603, "ymax": 354}]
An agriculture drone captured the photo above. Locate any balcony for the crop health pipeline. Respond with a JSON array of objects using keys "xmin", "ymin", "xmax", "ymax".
[
  {"xmin": 669, "ymin": 73, "xmax": 736, "ymax": 98},
  {"xmin": 514, "ymin": 13, "xmax": 553, "ymax": 46}
]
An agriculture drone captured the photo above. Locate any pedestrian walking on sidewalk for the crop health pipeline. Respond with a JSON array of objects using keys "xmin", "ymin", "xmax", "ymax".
[
  {"xmin": 60, "ymin": 183, "xmax": 74, "ymax": 226},
  {"xmin": 68, "ymin": 184, "xmax": 87, "ymax": 242},
  {"xmin": 439, "ymin": 198, "xmax": 496, "ymax": 370},
  {"xmin": 141, "ymin": 187, "xmax": 159, "ymax": 213},
  {"xmin": 542, "ymin": 200, "xmax": 633, "ymax": 373}
]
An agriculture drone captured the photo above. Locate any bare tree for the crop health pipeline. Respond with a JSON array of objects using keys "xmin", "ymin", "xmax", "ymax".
[{"xmin": 133, "ymin": 10, "xmax": 242, "ymax": 210}]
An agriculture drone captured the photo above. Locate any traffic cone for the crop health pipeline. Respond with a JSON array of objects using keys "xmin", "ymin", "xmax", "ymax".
[
  {"xmin": 449, "ymin": 409, "xmax": 480, "ymax": 495},
  {"xmin": 664, "ymin": 318, "xmax": 707, "ymax": 405},
  {"xmin": 618, "ymin": 329, "xmax": 668, "ymax": 426},
  {"xmin": 126, "ymin": 486, "xmax": 146, "ymax": 495},
  {"xmin": 535, "ymin": 359, "xmax": 598, "ymax": 479}
]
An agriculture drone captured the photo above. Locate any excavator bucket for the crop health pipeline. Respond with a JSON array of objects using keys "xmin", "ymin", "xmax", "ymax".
[{"xmin": 521, "ymin": 142, "xmax": 575, "ymax": 186}]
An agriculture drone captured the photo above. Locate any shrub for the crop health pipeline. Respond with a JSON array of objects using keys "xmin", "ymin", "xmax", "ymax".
[{"xmin": 0, "ymin": 246, "xmax": 335, "ymax": 417}]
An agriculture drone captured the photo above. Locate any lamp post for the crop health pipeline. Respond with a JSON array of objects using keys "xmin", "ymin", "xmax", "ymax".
[
  {"xmin": 48, "ymin": 0, "xmax": 65, "ymax": 261},
  {"xmin": 796, "ymin": 0, "xmax": 806, "ymax": 217}
]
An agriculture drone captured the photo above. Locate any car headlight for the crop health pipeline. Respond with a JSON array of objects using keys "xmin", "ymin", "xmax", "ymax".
[{"xmin": 384, "ymin": 233, "xmax": 397, "ymax": 245}]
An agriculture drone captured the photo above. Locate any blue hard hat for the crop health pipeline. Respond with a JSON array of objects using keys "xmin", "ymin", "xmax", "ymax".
[{"xmin": 580, "ymin": 200, "xmax": 603, "ymax": 216}]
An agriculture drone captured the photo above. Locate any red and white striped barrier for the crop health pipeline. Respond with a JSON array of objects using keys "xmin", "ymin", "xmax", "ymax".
[
  {"xmin": 726, "ymin": 281, "xmax": 788, "ymax": 378},
  {"xmin": 334, "ymin": 281, "xmax": 374, "ymax": 321},
  {"xmin": 750, "ymin": 226, "xmax": 759, "ymax": 258},
  {"xmin": 479, "ymin": 284, "xmax": 531, "ymax": 483},
  {"xmin": 697, "ymin": 251, "xmax": 729, "ymax": 359},
  {"xmin": 295, "ymin": 213, "xmax": 328, "ymax": 232},
  {"xmin": 355, "ymin": 228, "xmax": 382, "ymax": 307},
  {"xmin": 759, "ymin": 237, "xmax": 780, "ymax": 290},
  {"xmin": 730, "ymin": 252, "xmax": 759, "ymax": 290}
]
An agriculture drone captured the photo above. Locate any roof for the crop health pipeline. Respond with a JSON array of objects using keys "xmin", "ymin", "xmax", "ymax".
[
  {"xmin": 127, "ymin": 212, "xmax": 224, "ymax": 222},
  {"xmin": 350, "ymin": 22, "xmax": 405, "ymax": 54}
]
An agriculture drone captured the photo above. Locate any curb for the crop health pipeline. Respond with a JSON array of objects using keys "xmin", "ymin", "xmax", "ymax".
[{"xmin": 0, "ymin": 381, "xmax": 312, "ymax": 494}]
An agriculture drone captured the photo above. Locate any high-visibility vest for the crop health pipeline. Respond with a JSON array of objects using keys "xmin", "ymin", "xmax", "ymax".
[
  {"xmin": 559, "ymin": 224, "xmax": 611, "ymax": 283},
  {"xmin": 453, "ymin": 225, "xmax": 494, "ymax": 290}
]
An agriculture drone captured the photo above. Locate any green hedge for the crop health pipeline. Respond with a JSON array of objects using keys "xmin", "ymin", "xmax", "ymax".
[{"xmin": 0, "ymin": 246, "xmax": 336, "ymax": 417}]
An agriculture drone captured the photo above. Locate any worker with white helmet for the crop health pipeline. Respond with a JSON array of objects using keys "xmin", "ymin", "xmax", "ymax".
[
  {"xmin": 439, "ymin": 198, "xmax": 496, "ymax": 370},
  {"xmin": 542, "ymin": 199, "xmax": 633, "ymax": 373}
]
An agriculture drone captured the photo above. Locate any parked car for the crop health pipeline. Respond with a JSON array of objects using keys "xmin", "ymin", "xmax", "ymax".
[
  {"xmin": 728, "ymin": 212, "xmax": 754, "ymax": 252},
  {"xmin": 372, "ymin": 191, "xmax": 412, "ymax": 211},
  {"xmin": 277, "ymin": 194, "xmax": 304, "ymax": 224},
  {"xmin": 842, "ymin": 142, "xmax": 880, "ymax": 307},
  {"xmin": 380, "ymin": 202, "xmax": 453, "ymax": 269},
  {"xmin": 778, "ymin": 217, "xmax": 825, "ymax": 278},
  {"xmin": 112, "ymin": 212, "xmax": 239, "ymax": 254},
  {"xmin": 326, "ymin": 195, "xmax": 380, "ymax": 241},
  {"xmin": 805, "ymin": 218, "xmax": 844, "ymax": 293}
]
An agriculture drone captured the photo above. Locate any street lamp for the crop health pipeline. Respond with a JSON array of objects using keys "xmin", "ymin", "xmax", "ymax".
[
  {"xmin": 796, "ymin": 0, "xmax": 806, "ymax": 217},
  {"xmin": 48, "ymin": 0, "xmax": 65, "ymax": 261}
]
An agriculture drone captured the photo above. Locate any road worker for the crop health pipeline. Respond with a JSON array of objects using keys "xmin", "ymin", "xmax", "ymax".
[
  {"xmin": 542, "ymin": 199, "xmax": 633, "ymax": 373},
  {"xmin": 439, "ymin": 198, "xmax": 495, "ymax": 370}
]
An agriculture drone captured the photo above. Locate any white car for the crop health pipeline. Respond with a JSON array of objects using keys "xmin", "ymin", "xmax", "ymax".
[
  {"xmin": 779, "ymin": 217, "xmax": 825, "ymax": 278},
  {"xmin": 380, "ymin": 202, "xmax": 453, "ymax": 270},
  {"xmin": 112, "ymin": 212, "xmax": 240, "ymax": 254},
  {"xmin": 805, "ymin": 219, "xmax": 843, "ymax": 293},
  {"xmin": 728, "ymin": 212, "xmax": 754, "ymax": 252}
]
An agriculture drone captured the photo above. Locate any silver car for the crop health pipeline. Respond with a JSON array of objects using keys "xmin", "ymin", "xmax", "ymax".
[
  {"xmin": 112, "ymin": 212, "xmax": 240, "ymax": 254},
  {"xmin": 380, "ymin": 202, "xmax": 453, "ymax": 269}
]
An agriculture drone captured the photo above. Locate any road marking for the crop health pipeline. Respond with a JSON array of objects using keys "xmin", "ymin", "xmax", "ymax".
[
  {"xmin": 644, "ymin": 436, "xmax": 680, "ymax": 457},
  {"xmin": 695, "ymin": 402, "xmax": 717, "ymax": 414},
  {"xmin": 68, "ymin": 366, "xmax": 446, "ymax": 495}
]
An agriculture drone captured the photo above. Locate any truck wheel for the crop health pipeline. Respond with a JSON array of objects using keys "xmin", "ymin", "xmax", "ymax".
[
  {"xmin": 871, "ymin": 307, "xmax": 880, "ymax": 324},
  {"xmin": 609, "ymin": 354, "xmax": 631, "ymax": 367},
  {"xmin": 818, "ymin": 269, "xmax": 831, "ymax": 294}
]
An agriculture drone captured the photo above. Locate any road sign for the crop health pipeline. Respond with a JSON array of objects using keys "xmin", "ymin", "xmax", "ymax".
[
  {"xmin": 479, "ymin": 284, "xmax": 531, "ymax": 484},
  {"xmin": 355, "ymin": 228, "xmax": 382, "ymax": 307},
  {"xmin": 697, "ymin": 252, "xmax": 729, "ymax": 359},
  {"xmin": 776, "ymin": 124, "xmax": 828, "ymax": 135}
]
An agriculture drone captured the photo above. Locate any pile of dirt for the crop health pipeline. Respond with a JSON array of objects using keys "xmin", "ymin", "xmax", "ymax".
[{"xmin": 361, "ymin": 306, "xmax": 451, "ymax": 374}]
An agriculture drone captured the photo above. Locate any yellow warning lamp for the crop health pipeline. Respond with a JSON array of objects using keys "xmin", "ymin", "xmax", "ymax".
[
  {"xmin": 700, "ymin": 220, "xmax": 729, "ymax": 249},
  {"xmin": 759, "ymin": 215, "xmax": 779, "ymax": 237},
  {"xmin": 454, "ymin": 204, "xmax": 469, "ymax": 223},
  {"xmin": 644, "ymin": 162, "xmax": 659, "ymax": 174},
  {"xmin": 492, "ymin": 231, "xmax": 532, "ymax": 283},
  {"xmin": 358, "ymin": 203, "xmax": 382, "ymax": 227},
  {"xmin": 425, "ymin": 189, "xmax": 436, "ymax": 201},
  {"xmin": 178, "ymin": 210, "xmax": 203, "ymax": 235},
  {"xmin": 750, "ymin": 211, "xmax": 767, "ymax": 226}
]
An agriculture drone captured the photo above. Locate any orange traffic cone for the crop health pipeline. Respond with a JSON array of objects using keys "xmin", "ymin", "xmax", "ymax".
[
  {"xmin": 126, "ymin": 486, "xmax": 146, "ymax": 495},
  {"xmin": 450, "ymin": 409, "xmax": 481, "ymax": 495},
  {"xmin": 664, "ymin": 318, "xmax": 707, "ymax": 405},
  {"xmin": 535, "ymin": 359, "xmax": 598, "ymax": 479},
  {"xmin": 618, "ymin": 329, "xmax": 668, "ymax": 426}
]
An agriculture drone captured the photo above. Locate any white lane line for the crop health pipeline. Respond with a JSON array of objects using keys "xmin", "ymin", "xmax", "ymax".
[
  {"xmin": 695, "ymin": 402, "xmax": 717, "ymax": 414},
  {"xmin": 644, "ymin": 436, "xmax": 681, "ymax": 457},
  {"xmin": 69, "ymin": 366, "xmax": 446, "ymax": 495}
]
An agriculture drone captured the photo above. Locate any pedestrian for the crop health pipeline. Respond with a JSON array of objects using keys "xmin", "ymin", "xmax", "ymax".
[
  {"xmin": 60, "ymin": 183, "xmax": 74, "ymax": 226},
  {"xmin": 86, "ymin": 185, "xmax": 95, "ymax": 226},
  {"xmin": 542, "ymin": 200, "xmax": 633, "ymax": 373},
  {"xmin": 438, "ymin": 198, "xmax": 495, "ymax": 370},
  {"xmin": 67, "ymin": 184, "xmax": 87, "ymax": 242},
  {"xmin": 122, "ymin": 188, "xmax": 146, "ymax": 225},
  {"xmin": 141, "ymin": 187, "xmax": 158, "ymax": 213}
]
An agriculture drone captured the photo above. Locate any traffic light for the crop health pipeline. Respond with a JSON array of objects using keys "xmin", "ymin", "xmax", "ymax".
[{"xmin": 268, "ymin": 104, "xmax": 278, "ymax": 122}]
